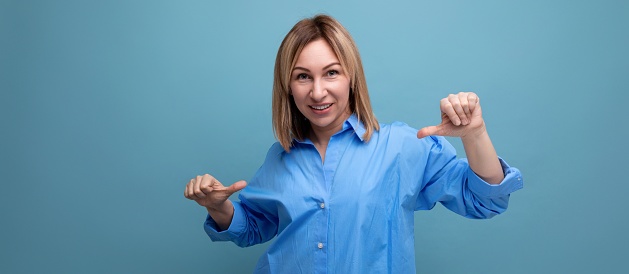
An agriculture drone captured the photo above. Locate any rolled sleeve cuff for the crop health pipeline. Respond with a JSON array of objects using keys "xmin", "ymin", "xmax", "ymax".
[
  {"xmin": 467, "ymin": 157, "xmax": 523, "ymax": 198},
  {"xmin": 203, "ymin": 201, "xmax": 247, "ymax": 242}
]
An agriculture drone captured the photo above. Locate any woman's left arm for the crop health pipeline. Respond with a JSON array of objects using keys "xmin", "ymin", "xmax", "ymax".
[{"xmin": 417, "ymin": 92, "xmax": 504, "ymax": 184}]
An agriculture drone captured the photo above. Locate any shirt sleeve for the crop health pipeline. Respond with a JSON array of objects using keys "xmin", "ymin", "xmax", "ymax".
[
  {"xmin": 415, "ymin": 135, "xmax": 523, "ymax": 219},
  {"xmin": 203, "ymin": 190, "xmax": 280, "ymax": 247},
  {"xmin": 204, "ymin": 201, "xmax": 247, "ymax": 242},
  {"xmin": 203, "ymin": 144, "xmax": 283, "ymax": 247}
]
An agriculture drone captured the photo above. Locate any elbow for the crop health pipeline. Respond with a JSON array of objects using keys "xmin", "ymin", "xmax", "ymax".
[
  {"xmin": 233, "ymin": 238, "xmax": 256, "ymax": 248},
  {"xmin": 466, "ymin": 195, "xmax": 510, "ymax": 219}
]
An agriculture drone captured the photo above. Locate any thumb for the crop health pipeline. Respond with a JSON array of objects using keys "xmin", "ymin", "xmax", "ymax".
[
  {"xmin": 417, "ymin": 125, "xmax": 442, "ymax": 139},
  {"xmin": 225, "ymin": 180, "xmax": 247, "ymax": 194}
]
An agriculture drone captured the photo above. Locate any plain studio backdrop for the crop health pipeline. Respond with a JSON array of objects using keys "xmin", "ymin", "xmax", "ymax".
[{"xmin": 1, "ymin": 0, "xmax": 627, "ymax": 273}]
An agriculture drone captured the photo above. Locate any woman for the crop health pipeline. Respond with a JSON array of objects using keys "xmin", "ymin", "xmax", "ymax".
[{"xmin": 184, "ymin": 14, "xmax": 522, "ymax": 273}]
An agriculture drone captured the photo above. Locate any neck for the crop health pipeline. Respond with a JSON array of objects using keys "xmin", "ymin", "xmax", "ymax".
[
  {"xmin": 310, "ymin": 112, "xmax": 351, "ymax": 146},
  {"xmin": 310, "ymin": 126, "xmax": 336, "ymax": 148},
  {"xmin": 309, "ymin": 112, "xmax": 351, "ymax": 163}
]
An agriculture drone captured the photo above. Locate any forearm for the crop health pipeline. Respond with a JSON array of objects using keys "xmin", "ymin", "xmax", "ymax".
[
  {"xmin": 461, "ymin": 122, "xmax": 504, "ymax": 184},
  {"xmin": 206, "ymin": 200, "xmax": 235, "ymax": 231}
]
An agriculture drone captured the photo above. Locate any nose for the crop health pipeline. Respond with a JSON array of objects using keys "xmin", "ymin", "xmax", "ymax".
[{"xmin": 310, "ymin": 78, "xmax": 327, "ymax": 102}]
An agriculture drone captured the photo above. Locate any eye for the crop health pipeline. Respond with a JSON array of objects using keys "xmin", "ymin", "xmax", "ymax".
[
  {"xmin": 326, "ymin": 70, "xmax": 339, "ymax": 77},
  {"xmin": 296, "ymin": 73, "xmax": 310, "ymax": 80}
]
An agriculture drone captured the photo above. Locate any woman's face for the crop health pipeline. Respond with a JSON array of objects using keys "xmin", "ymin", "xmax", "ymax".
[{"xmin": 290, "ymin": 39, "xmax": 351, "ymax": 136}]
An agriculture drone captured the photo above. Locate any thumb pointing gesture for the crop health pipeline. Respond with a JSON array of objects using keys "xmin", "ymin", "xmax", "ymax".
[
  {"xmin": 417, "ymin": 122, "xmax": 447, "ymax": 139},
  {"xmin": 222, "ymin": 180, "xmax": 247, "ymax": 195},
  {"xmin": 417, "ymin": 92, "xmax": 485, "ymax": 139},
  {"xmin": 417, "ymin": 112, "xmax": 456, "ymax": 139},
  {"xmin": 184, "ymin": 174, "xmax": 247, "ymax": 210}
]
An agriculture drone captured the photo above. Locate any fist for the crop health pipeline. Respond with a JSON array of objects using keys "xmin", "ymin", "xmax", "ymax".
[
  {"xmin": 184, "ymin": 174, "xmax": 247, "ymax": 211},
  {"xmin": 417, "ymin": 92, "xmax": 486, "ymax": 139}
]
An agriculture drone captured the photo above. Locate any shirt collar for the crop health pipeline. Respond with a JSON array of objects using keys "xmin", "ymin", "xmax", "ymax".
[
  {"xmin": 293, "ymin": 113, "xmax": 366, "ymax": 145},
  {"xmin": 346, "ymin": 113, "xmax": 366, "ymax": 141}
]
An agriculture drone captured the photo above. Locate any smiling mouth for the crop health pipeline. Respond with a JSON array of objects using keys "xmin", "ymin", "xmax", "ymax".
[{"xmin": 310, "ymin": 103, "xmax": 332, "ymax": 110}]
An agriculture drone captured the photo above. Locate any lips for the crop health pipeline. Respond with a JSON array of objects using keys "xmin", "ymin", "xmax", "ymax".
[{"xmin": 309, "ymin": 103, "xmax": 332, "ymax": 110}]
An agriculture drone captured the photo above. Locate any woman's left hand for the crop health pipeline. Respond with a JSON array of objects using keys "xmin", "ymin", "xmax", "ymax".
[{"xmin": 417, "ymin": 92, "xmax": 486, "ymax": 139}]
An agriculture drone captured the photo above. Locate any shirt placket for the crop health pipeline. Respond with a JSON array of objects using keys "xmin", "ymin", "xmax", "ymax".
[{"xmin": 317, "ymin": 132, "xmax": 349, "ymax": 274}]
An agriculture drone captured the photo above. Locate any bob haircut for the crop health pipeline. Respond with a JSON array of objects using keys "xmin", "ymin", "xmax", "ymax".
[{"xmin": 272, "ymin": 14, "xmax": 379, "ymax": 152}]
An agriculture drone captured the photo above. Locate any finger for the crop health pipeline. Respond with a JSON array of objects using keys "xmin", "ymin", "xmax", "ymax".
[
  {"xmin": 458, "ymin": 92, "xmax": 472, "ymax": 119},
  {"xmin": 417, "ymin": 125, "xmax": 442, "ymax": 139},
  {"xmin": 225, "ymin": 180, "xmax": 247, "ymax": 194},
  {"xmin": 200, "ymin": 174, "xmax": 220, "ymax": 194},
  {"xmin": 205, "ymin": 174, "xmax": 223, "ymax": 194},
  {"xmin": 185, "ymin": 179, "xmax": 195, "ymax": 200},
  {"xmin": 193, "ymin": 175, "xmax": 206, "ymax": 199},
  {"xmin": 212, "ymin": 180, "xmax": 247, "ymax": 196},
  {"xmin": 448, "ymin": 94, "xmax": 469, "ymax": 125},
  {"xmin": 441, "ymin": 97, "xmax": 461, "ymax": 126},
  {"xmin": 467, "ymin": 93, "xmax": 479, "ymax": 113}
]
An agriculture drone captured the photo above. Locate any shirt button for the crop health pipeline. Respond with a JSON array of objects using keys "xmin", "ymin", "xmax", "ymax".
[
  {"xmin": 317, "ymin": 242, "xmax": 323, "ymax": 249},
  {"xmin": 320, "ymin": 203, "xmax": 325, "ymax": 209}
]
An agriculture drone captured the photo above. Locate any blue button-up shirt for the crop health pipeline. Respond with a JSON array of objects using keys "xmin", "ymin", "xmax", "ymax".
[{"xmin": 205, "ymin": 114, "xmax": 523, "ymax": 273}]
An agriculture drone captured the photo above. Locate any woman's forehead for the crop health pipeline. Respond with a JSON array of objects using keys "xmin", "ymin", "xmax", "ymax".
[{"xmin": 294, "ymin": 40, "xmax": 340, "ymax": 67}]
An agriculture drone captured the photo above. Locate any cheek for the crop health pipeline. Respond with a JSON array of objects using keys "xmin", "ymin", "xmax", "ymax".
[
  {"xmin": 289, "ymin": 86, "xmax": 308, "ymax": 107},
  {"xmin": 290, "ymin": 82, "xmax": 309, "ymax": 95},
  {"xmin": 332, "ymin": 82, "xmax": 351, "ymax": 102}
]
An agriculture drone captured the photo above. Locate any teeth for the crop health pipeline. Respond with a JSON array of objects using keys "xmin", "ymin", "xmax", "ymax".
[{"xmin": 311, "ymin": 104, "xmax": 332, "ymax": 110}]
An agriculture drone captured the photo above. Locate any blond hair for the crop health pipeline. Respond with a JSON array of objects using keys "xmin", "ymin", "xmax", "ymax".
[{"xmin": 272, "ymin": 14, "xmax": 379, "ymax": 151}]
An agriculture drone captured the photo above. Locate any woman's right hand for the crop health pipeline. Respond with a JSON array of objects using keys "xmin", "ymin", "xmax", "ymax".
[{"xmin": 184, "ymin": 174, "xmax": 247, "ymax": 212}]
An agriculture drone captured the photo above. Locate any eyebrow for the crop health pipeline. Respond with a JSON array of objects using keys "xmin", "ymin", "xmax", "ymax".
[{"xmin": 292, "ymin": 62, "xmax": 341, "ymax": 72}]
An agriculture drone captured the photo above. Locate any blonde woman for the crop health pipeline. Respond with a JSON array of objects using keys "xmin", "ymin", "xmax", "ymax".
[{"xmin": 185, "ymin": 14, "xmax": 523, "ymax": 273}]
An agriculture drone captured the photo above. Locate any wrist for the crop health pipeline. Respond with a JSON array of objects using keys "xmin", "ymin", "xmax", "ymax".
[
  {"xmin": 206, "ymin": 200, "xmax": 235, "ymax": 232},
  {"xmin": 461, "ymin": 121, "xmax": 487, "ymax": 141},
  {"xmin": 206, "ymin": 200, "xmax": 233, "ymax": 215}
]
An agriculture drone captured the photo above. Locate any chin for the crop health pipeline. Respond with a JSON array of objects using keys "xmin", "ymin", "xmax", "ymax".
[{"xmin": 310, "ymin": 116, "xmax": 339, "ymax": 128}]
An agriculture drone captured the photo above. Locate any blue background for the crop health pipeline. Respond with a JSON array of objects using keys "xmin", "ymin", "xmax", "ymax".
[{"xmin": 1, "ymin": 0, "xmax": 628, "ymax": 273}]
